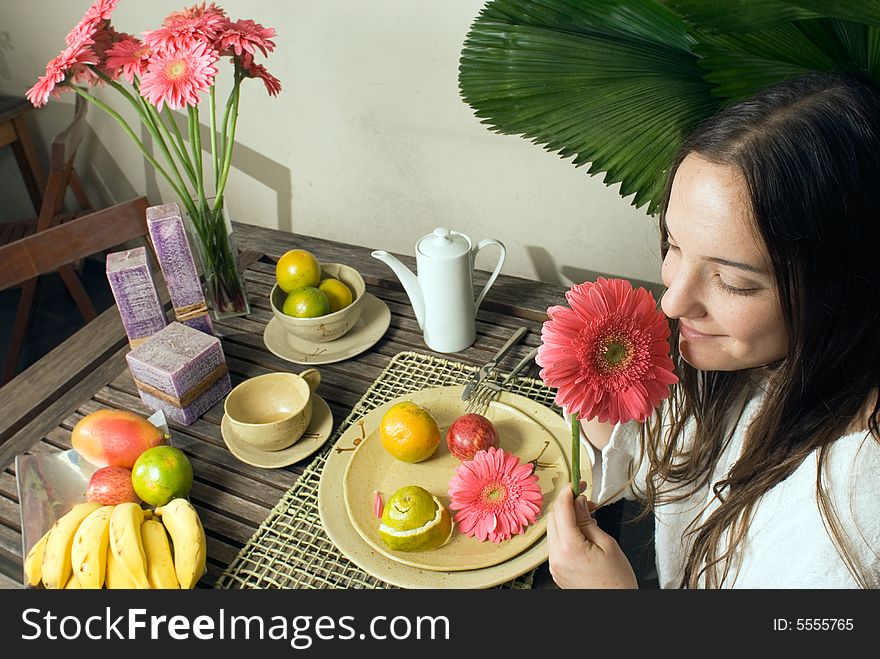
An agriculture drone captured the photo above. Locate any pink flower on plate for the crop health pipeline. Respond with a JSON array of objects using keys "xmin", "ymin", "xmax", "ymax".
[
  {"xmin": 447, "ymin": 447, "xmax": 543, "ymax": 543},
  {"xmin": 104, "ymin": 35, "xmax": 152, "ymax": 83},
  {"xmin": 139, "ymin": 40, "xmax": 218, "ymax": 111},
  {"xmin": 537, "ymin": 277, "xmax": 678, "ymax": 425}
]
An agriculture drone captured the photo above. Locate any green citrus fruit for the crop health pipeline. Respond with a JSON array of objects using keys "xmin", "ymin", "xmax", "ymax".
[
  {"xmin": 379, "ymin": 485, "xmax": 453, "ymax": 551},
  {"xmin": 318, "ymin": 278, "xmax": 353, "ymax": 313},
  {"xmin": 276, "ymin": 249, "xmax": 322, "ymax": 293},
  {"xmin": 131, "ymin": 445, "xmax": 193, "ymax": 507},
  {"xmin": 282, "ymin": 286, "xmax": 330, "ymax": 318}
]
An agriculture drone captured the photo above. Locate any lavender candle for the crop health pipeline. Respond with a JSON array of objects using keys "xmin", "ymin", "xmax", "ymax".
[
  {"xmin": 126, "ymin": 322, "xmax": 230, "ymax": 426},
  {"xmin": 146, "ymin": 202, "xmax": 215, "ymax": 335},
  {"xmin": 106, "ymin": 247, "xmax": 167, "ymax": 347}
]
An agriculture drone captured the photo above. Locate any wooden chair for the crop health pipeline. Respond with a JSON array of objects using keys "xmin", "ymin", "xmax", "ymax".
[
  {"xmin": 1, "ymin": 94, "xmax": 101, "ymax": 383},
  {"xmin": 0, "ymin": 197, "xmax": 152, "ymax": 384}
]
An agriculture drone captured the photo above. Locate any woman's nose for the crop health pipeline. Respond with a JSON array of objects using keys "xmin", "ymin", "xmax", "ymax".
[{"xmin": 661, "ymin": 268, "xmax": 704, "ymax": 320}]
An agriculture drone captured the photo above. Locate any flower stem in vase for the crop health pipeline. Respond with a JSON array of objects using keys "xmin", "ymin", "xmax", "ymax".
[
  {"xmin": 571, "ymin": 415, "xmax": 580, "ymax": 497},
  {"xmin": 186, "ymin": 200, "xmax": 251, "ymax": 320}
]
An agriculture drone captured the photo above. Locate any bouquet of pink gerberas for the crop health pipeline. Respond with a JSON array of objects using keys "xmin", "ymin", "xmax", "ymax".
[
  {"xmin": 536, "ymin": 278, "xmax": 678, "ymax": 496},
  {"xmin": 26, "ymin": 0, "xmax": 280, "ymax": 317}
]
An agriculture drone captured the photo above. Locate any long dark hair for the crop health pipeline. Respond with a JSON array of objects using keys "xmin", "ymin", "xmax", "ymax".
[{"xmin": 645, "ymin": 72, "xmax": 880, "ymax": 587}]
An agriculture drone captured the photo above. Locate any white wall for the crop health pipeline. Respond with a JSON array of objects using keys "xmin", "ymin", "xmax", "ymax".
[{"xmin": 0, "ymin": 0, "xmax": 662, "ymax": 286}]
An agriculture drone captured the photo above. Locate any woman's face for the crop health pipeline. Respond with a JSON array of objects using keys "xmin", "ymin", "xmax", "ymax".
[{"xmin": 661, "ymin": 154, "xmax": 788, "ymax": 371}]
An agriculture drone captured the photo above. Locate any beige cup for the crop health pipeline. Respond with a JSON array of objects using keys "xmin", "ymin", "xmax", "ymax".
[{"xmin": 223, "ymin": 369, "xmax": 321, "ymax": 451}]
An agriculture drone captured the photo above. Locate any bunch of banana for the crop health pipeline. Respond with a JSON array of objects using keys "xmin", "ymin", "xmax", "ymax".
[{"xmin": 23, "ymin": 497, "xmax": 206, "ymax": 589}]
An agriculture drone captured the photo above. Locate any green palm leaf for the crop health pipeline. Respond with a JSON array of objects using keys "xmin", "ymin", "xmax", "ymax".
[
  {"xmin": 460, "ymin": 0, "xmax": 715, "ymax": 214},
  {"xmin": 459, "ymin": 0, "xmax": 880, "ymax": 216}
]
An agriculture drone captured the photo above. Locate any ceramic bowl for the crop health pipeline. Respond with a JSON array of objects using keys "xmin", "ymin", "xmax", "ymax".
[{"xmin": 270, "ymin": 262, "xmax": 366, "ymax": 343}]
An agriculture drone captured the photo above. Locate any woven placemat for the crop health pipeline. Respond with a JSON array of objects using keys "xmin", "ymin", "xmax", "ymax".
[{"xmin": 215, "ymin": 350, "xmax": 560, "ymax": 589}]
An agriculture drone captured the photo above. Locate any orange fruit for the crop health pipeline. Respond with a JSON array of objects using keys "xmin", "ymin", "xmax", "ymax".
[
  {"xmin": 276, "ymin": 249, "xmax": 322, "ymax": 293},
  {"xmin": 282, "ymin": 287, "xmax": 330, "ymax": 318},
  {"xmin": 379, "ymin": 401, "xmax": 441, "ymax": 463},
  {"xmin": 318, "ymin": 278, "xmax": 353, "ymax": 313},
  {"xmin": 131, "ymin": 445, "xmax": 193, "ymax": 507}
]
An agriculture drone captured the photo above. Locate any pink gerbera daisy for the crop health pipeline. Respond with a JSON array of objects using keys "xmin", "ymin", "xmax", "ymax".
[
  {"xmin": 144, "ymin": 3, "xmax": 228, "ymax": 53},
  {"xmin": 216, "ymin": 19, "xmax": 277, "ymax": 59},
  {"xmin": 537, "ymin": 277, "xmax": 678, "ymax": 425},
  {"xmin": 65, "ymin": 0, "xmax": 118, "ymax": 45},
  {"xmin": 243, "ymin": 61, "xmax": 282, "ymax": 97},
  {"xmin": 447, "ymin": 447, "xmax": 544, "ymax": 543},
  {"xmin": 26, "ymin": 38, "xmax": 99, "ymax": 107},
  {"xmin": 104, "ymin": 35, "xmax": 152, "ymax": 83},
  {"xmin": 163, "ymin": 2, "xmax": 227, "ymax": 25},
  {"xmin": 139, "ymin": 40, "xmax": 218, "ymax": 111}
]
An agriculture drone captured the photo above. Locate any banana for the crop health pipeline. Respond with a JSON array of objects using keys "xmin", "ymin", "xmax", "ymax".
[
  {"xmin": 141, "ymin": 519, "xmax": 180, "ymax": 589},
  {"xmin": 64, "ymin": 572, "xmax": 81, "ymax": 589},
  {"xmin": 154, "ymin": 498, "xmax": 205, "ymax": 589},
  {"xmin": 23, "ymin": 528, "xmax": 51, "ymax": 587},
  {"xmin": 70, "ymin": 505, "xmax": 114, "ymax": 589},
  {"xmin": 104, "ymin": 543, "xmax": 135, "ymax": 589},
  {"xmin": 109, "ymin": 502, "xmax": 150, "ymax": 589},
  {"xmin": 41, "ymin": 501, "xmax": 103, "ymax": 589}
]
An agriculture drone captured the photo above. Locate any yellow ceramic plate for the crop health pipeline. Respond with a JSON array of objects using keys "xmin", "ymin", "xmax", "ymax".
[{"xmin": 340, "ymin": 386, "xmax": 570, "ymax": 572}]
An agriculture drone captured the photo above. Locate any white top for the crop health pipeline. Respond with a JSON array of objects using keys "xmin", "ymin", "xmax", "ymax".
[{"xmin": 581, "ymin": 383, "xmax": 880, "ymax": 588}]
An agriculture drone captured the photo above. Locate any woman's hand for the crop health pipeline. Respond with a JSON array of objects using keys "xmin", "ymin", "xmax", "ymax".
[{"xmin": 546, "ymin": 483, "xmax": 638, "ymax": 589}]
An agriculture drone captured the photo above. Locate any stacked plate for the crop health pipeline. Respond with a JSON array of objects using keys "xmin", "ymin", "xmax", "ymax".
[{"xmin": 317, "ymin": 386, "xmax": 576, "ymax": 588}]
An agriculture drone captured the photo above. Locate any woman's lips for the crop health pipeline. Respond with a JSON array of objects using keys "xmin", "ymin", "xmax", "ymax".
[{"xmin": 678, "ymin": 322, "xmax": 719, "ymax": 340}]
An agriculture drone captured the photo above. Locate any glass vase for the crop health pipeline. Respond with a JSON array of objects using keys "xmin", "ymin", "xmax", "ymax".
[{"xmin": 183, "ymin": 197, "xmax": 251, "ymax": 320}]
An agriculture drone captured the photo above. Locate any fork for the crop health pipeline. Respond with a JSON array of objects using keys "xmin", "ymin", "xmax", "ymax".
[{"xmin": 464, "ymin": 346, "xmax": 540, "ymax": 415}]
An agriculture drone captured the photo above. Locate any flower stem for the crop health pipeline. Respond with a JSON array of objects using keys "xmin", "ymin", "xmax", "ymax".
[
  {"xmin": 215, "ymin": 71, "xmax": 242, "ymax": 211},
  {"xmin": 209, "ymin": 86, "xmax": 220, "ymax": 184},
  {"xmin": 141, "ymin": 93, "xmax": 198, "ymax": 189},
  {"xmin": 90, "ymin": 69, "xmax": 195, "ymax": 199},
  {"xmin": 68, "ymin": 84, "xmax": 192, "ymax": 209},
  {"xmin": 571, "ymin": 416, "xmax": 581, "ymax": 497},
  {"xmin": 188, "ymin": 105, "xmax": 207, "ymax": 206}
]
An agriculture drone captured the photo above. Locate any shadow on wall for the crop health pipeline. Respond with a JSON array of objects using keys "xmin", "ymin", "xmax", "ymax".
[
  {"xmin": 139, "ymin": 112, "xmax": 293, "ymax": 232},
  {"xmin": 0, "ymin": 30, "xmax": 11, "ymax": 82},
  {"xmin": 525, "ymin": 245, "xmax": 664, "ymax": 297}
]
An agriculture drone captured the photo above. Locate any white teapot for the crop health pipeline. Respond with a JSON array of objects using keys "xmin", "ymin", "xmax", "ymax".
[{"xmin": 371, "ymin": 228, "xmax": 505, "ymax": 353}]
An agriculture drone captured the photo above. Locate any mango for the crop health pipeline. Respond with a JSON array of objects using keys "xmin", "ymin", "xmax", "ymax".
[{"xmin": 72, "ymin": 409, "xmax": 165, "ymax": 469}]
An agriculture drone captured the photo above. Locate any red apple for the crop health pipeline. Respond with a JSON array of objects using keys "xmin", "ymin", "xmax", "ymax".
[
  {"xmin": 446, "ymin": 413, "xmax": 501, "ymax": 461},
  {"xmin": 86, "ymin": 466, "xmax": 140, "ymax": 505}
]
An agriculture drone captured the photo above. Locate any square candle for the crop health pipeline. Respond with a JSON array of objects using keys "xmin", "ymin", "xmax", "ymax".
[
  {"xmin": 126, "ymin": 321, "xmax": 230, "ymax": 426},
  {"xmin": 146, "ymin": 202, "xmax": 215, "ymax": 335},
  {"xmin": 106, "ymin": 247, "xmax": 167, "ymax": 347}
]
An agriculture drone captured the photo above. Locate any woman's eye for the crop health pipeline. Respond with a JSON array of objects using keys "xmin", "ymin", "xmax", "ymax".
[{"xmin": 714, "ymin": 275, "xmax": 758, "ymax": 296}]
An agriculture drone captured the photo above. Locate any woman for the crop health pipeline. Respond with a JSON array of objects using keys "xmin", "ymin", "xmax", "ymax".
[{"xmin": 547, "ymin": 72, "xmax": 880, "ymax": 588}]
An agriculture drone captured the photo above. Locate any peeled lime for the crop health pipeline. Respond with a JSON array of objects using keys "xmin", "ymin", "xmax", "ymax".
[{"xmin": 378, "ymin": 485, "xmax": 453, "ymax": 552}]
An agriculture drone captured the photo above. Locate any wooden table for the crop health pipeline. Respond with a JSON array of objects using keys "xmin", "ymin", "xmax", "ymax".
[{"xmin": 0, "ymin": 222, "xmax": 630, "ymax": 589}]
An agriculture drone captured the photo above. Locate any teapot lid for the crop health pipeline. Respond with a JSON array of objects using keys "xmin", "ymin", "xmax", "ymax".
[{"xmin": 417, "ymin": 227, "xmax": 469, "ymax": 259}]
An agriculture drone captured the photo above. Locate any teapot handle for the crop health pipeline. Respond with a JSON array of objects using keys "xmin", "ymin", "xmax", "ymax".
[{"xmin": 473, "ymin": 238, "xmax": 506, "ymax": 311}]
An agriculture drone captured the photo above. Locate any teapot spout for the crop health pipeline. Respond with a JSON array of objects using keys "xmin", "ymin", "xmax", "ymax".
[{"xmin": 371, "ymin": 250, "xmax": 425, "ymax": 329}]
